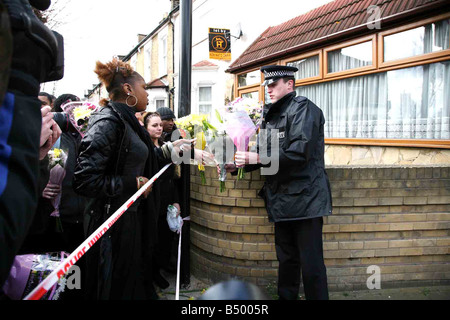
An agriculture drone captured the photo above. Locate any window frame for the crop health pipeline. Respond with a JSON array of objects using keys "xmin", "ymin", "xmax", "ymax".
[
  {"xmin": 282, "ymin": 50, "xmax": 323, "ymax": 85},
  {"xmin": 378, "ymin": 13, "xmax": 450, "ymax": 69},
  {"xmin": 154, "ymin": 98, "xmax": 166, "ymax": 109},
  {"xmin": 159, "ymin": 34, "xmax": 168, "ymax": 77},
  {"xmin": 238, "ymin": 87, "xmax": 260, "ymax": 101},
  {"xmin": 198, "ymin": 85, "xmax": 213, "ymax": 116},
  {"xmin": 235, "ymin": 66, "xmax": 264, "ymax": 102},
  {"xmin": 324, "ymin": 34, "xmax": 377, "ymax": 79}
]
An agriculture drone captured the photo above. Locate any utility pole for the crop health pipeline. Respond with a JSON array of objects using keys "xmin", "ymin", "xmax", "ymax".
[
  {"xmin": 178, "ymin": 0, "xmax": 192, "ymax": 117},
  {"xmin": 178, "ymin": 0, "xmax": 192, "ymax": 287}
]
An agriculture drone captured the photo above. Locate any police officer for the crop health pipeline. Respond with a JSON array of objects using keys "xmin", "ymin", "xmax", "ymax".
[{"xmin": 229, "ymin": 65, "xmax": 332, "ymax": 300}]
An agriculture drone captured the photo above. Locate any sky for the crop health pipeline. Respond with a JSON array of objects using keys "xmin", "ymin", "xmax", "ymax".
[
  {"xmin": 41, "ymin": 0, "xmax": 173, "ymax": 98},
  {"xmin": 40, "ymin": 0, "xmax": 333, "ymax": 99}
]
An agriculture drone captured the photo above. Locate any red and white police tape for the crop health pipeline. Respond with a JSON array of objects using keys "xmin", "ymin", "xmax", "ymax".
[{"xmin": 23, "ymin": 163, "xmax": 172, "ymax": 300}]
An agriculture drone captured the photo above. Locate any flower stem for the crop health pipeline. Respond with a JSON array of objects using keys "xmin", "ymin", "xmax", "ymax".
[
  {"xmin": 237, "ymin": 167, "xmax": 245, "ymax": 180},
  {"xmin": 200, "ymin": 171, "xmax": 206, "ymax": 185},
  {"xmin": 219, "ymin": 181, "xmax": 226, "ymax": 193}
]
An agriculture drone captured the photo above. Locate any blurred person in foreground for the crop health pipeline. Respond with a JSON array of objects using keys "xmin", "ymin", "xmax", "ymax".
[{"xmin": 0, "ymin": 0, "xmax": 64, "ymax": 286}]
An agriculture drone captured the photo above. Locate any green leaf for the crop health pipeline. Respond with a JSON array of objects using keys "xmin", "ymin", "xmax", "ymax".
[{"xmin": 215, "ymin": 109, "xmax": 223, "ymax": 123}]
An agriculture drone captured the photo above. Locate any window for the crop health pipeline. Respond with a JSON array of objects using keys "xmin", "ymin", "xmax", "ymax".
[
  {"xmin": 241, "ymin": 91, "xmax": 259, "ymax": 100},
  {"xmin": 237, "ymin": 69, "xmax": 261, "ymax": 103},
  {"xmin": 296, "ymin": 61, "xmax": 450, "ymax": 140},
  {"xmin": 199, "ymin": 86, "xmax": 212, "ymax": 118},
  {"xmin": 327, "ymin": 41, "xmax": 373, "ymax": 73},
  {"xmin": 384, "ymin": 19, "xmax": 450, "ymax": 62},
  {"xmin": 287, "ymin": 55, "xmax": 320, "ymax": 80},
  {"xmin": 238, "ymin": 70, "xmax": 260, "ymax": 87},
  {"xmin": 144, "ymin": 45, "xmax": 152, "ymax": 82},
  {"xmin": 156, "ymin": 99, "xmax": 166, "ymax": 109},
  {"xmin": 159, "ymin": 35, "xmax": 167, "ymax": 76}
]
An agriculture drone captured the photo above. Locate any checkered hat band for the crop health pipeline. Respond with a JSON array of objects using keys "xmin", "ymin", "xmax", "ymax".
[{"xmin": 264, "ymin": 70, "xmax": 295, "ymax": 78}]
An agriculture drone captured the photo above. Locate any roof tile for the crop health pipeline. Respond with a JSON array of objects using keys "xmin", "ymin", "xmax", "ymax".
[{"xmin": 228, "ymin": 0, "xmax": 446, "ymax": 72}]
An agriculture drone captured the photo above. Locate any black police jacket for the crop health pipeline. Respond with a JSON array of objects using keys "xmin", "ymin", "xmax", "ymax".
[{"xmin": 258, "ymin": 91, "xmax": 332, "ymax": 222}]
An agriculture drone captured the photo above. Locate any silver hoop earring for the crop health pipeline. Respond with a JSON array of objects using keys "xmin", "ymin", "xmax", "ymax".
[{"xmin": 126, "ymin": 93, "xmax": 138, "ymax": 107}]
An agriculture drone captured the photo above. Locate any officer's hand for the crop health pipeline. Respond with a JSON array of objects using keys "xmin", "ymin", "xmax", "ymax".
[
  {"xmin": 235, "ymin": 151, "xmax": 260, "ymax": 167},
  {"xmin": 223, "ymin": 163, "xmax": 237, "ymax": 173}
]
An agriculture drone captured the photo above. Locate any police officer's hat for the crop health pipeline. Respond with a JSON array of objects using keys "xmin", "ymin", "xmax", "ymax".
[{"xmin": 260, "ymin": 65, "xmax": 298, "ymax": 86}]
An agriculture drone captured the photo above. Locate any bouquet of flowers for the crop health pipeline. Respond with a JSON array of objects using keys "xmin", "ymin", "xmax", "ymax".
[
  {"xmin": 61, "ymin": 101, "xmax": 99, "ymax": 137},
  {"xmin": 228, "ymin": 97, "xmax": 263, "ymax": 128},
  {"xmin": 2, "ymin": 252, "xmax": 69, "ymax": 300},
  {"xmin": 47, "ymin": 148, "xmax": 67, "ymax": 232},
  {"xmin": 175, "ymin": 114, "xmax": 216, "ymax": 184},
  {"xmin": 219, "ymin": 97, "xmax": 263, "ymax": 180},
  {"xmin": 204, "ymin": 129, "xmax": 235, "ymax": 192}
]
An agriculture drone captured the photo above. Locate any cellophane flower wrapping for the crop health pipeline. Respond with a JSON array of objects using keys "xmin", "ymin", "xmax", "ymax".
[
  {"xmin": 2, "ymin": 252, "xmax": 69, "ymax": 300},
  {"xmin": 204, "ymin": 129, "xmax": 235, "ymax": 192},
  {"xmin": 175, "ymin": 114, "xmax": 216, "ymax": 184},
  {"xmin": 219, "ymin": 98, "xmax": 262, "ymax": 179},
  {"xmin": 61, "ymin": 101, "xmax": 99, "ymax": 137},
  {"xmin": 47, "ymin": 148, "xmax": 68, "ymax": 232},
  {"xmin": 167, "ymin": 205, "xmax": 183, "ymax": 233}
]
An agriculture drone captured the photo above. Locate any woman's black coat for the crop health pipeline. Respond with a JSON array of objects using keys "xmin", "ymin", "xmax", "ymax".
[{"xmin": 73, "ymin": 102, "xmax": 160, "ymax": 300}]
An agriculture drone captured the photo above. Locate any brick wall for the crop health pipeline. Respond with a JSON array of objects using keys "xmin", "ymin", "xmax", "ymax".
[{"xmin": 189, "ymin": 165, "xmax": 450, "ymax": 291}]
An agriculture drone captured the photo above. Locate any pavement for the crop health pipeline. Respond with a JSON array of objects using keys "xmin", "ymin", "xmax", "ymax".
[{"xmin": 156, "ymin": 270, "xmax": 450, "ymax": 300}]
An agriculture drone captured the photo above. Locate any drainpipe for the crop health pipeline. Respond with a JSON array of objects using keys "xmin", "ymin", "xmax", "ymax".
[{"xmin": 169, "ymin": 15, "xmax": 175, "ymax": 110}]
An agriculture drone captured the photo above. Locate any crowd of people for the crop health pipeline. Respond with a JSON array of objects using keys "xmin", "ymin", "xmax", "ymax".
[
  {"xmin": 1, "ymin": 58, "xmax": 333, "ymax": 301},
  {"xmin": 1, "ymin": 55, "xmax": 204, "ymax": 300},
  {"xmin": 1, "ymin": 1, "xmax": 332, "ymax": 301}
]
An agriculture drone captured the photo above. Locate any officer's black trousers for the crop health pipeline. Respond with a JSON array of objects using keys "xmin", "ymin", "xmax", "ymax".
[{"xmin": 274, "ymin": 217, "xmax": 329, "ymax": 300}]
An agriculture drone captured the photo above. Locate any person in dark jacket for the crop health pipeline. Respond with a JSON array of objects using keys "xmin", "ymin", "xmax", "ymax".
[
  {"xmin": 73, "ymin": 58, "xmax": 191, "ymax": 300},
  {"xmin": 46, "ymin": 94, "xmax": 87, "ymax": 251},
  {"xmin": 18, "ymin": 105, "xmax": 63, "ymax": 255},
  {"xmin": 144, "ymin": 111, "xmax": 180, "ymax": 289},
  {"xmin": 228, "ymin": 65, "xmax": 332, "ymax": 300},
  {"xmin": 73, "ymin": 58, "xmax": 158, "ymax": 300},
  {"xmin": 155, "ymin": 107, "xmax": 214, "ymax": 287},
  {"xmin": 51, "ymin": 94, "xmax": 87, "ymax": 299},
  {"xmin": 0, "ymin": 0, "xmax": 63, "ymax": 287}
]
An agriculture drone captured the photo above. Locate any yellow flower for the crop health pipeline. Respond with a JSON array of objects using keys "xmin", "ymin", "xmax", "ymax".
[
  {"xmin": 195, "ymin": 131, "xmax": 206, "ymax": 150},
  {"xmin": 74, "ymin": 106, "xmax": 94, "ymax": 122},
  {"xmin": 52, "ymin": 148, "xmax": 62, "ymax": 158}
]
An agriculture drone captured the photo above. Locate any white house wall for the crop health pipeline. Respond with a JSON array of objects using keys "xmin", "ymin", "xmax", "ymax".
[{"xmin": 146, "ymin": 87, "xmax": 168, "ymax": 112}]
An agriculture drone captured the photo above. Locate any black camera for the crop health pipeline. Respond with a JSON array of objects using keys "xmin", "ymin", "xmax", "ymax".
[
  {"xmin": 3, "ymin": 0, "xmax": 64, "ymax": 85},
  {"xmin": 52, "ymin": 112, "xmax": 70, "ymax": 132}
]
